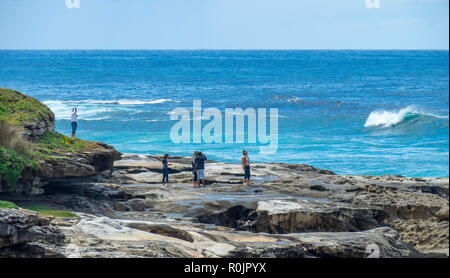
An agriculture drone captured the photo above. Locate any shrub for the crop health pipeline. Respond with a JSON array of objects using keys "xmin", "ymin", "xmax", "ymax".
[
  {"xmin": 0, "ymin": 146, "xmax": 29, "ymax": 190},
  {"xmin": 0, "ymin": 121, "xmax": 33, "ymax": 158}
]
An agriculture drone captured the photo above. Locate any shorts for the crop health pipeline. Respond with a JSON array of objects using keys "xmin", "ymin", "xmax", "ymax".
[
  {"xmin": 196, "ymin": 169, "xmax": 205, "ymax": 180},
  {"xmin": 244, "ymin": 165, "xmax": 251, "ymax": 179}
]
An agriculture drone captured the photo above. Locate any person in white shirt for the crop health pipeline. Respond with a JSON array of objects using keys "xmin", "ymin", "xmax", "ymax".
[{"xmin": 71, "ymin": 108, "xmax": 78, "ymax": 138}]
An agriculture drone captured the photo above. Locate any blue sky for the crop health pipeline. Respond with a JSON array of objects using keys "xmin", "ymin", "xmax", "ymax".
[{"xmin": 0, "ymin": 0, "xmax": 448, "ymax": 49}]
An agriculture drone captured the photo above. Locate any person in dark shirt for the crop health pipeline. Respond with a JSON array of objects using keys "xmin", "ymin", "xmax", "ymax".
[
  {"xmin": 192, "ymin": 152, "xmax": 199, "ymax": 188},
  {"xmin": 162, "ymin": 154, "xmax": 169, "ymax": 186},
  {"xmin": 193, "ymin": 152, "xmax": 207, "ymax": 188}
]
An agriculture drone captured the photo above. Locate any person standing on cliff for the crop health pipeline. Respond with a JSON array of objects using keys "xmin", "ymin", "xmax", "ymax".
[
  {"xmin": 194, "ymin": 152, "xmax": 207, "ymax": 188},
  {"xmin": 71, "ymin": 108, "xmax": 78, "ymax": 138},
  {"xmin": 162, "ymin": 154, "xmax": 170, "ymax": 186},
  {"xmin": 241, "ymin": 150, "xmax": 251, "ymax": 186}
]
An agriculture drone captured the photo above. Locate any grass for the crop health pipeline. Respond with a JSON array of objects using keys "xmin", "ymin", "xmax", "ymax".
[
  {"xmin": 23, "ymin": 205, "xmax": 79, "ymax": 218},
  {"xmin": 0, "ymin": 88, "xmax": 54, "ymax": 128},
  {"xmin": 0, "ymin": 103, "xmax": 8, "ymax": 119},
  {"xmin": 0, "ymin": 200, "xmax": 18, "ymax": 209},
  {"xmin": 0, "ymin": 201, "xmax": 79, "ymax": 218},
  {"xmin": 34, "ymin": 131, "xmax": 97, "ymax": 158}
]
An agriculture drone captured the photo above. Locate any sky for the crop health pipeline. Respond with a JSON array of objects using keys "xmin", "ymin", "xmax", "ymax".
[{"xmin": 0, "ymin": 0, "xmax": 448, "ymax": 49}]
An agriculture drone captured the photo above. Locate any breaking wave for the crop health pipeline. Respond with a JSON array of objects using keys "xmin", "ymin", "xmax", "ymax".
[{"xmin": 364, "ymin": 106, "xmax": 448, "ymax": 128}]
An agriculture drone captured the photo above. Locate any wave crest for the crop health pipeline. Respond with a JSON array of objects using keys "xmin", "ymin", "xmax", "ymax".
[{"xmin": 364, "ymin": 106, "xmax": 448, "ymax": 128}]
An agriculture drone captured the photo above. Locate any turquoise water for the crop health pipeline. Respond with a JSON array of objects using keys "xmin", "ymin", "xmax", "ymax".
[{"xmin": 0, "ymin": 50, "xmax": 448, "ymax": 177}]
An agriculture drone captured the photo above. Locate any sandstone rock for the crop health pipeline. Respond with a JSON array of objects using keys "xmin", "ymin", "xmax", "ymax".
[
  {"xmin": 113, "ymin": 202, "xmax": 130, "ymax": 212},
  {"xmin": 127, "ymin": 199, "xmax": 150, "ymax": 212},
  {"xmin": 436, "ymin": 207, "xmax": 449, "ymax": 221},
  {"xmin": 0, "ymin": 209, "xmax": 65, "ymax": 254},
  {"xmin": 2, "ymin": 153, "xmax": 448, "ymax": 258}
]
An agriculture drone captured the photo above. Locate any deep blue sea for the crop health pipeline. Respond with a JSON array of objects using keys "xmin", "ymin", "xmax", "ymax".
[{"xmin": 0, "ymin": 50, "xmax": 448, "ymax": 177}]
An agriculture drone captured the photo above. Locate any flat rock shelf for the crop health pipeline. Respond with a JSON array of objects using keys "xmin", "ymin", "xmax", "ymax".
[{"xmin": 1, "ymin": 154, "xmax": 448, "ymax": 258}]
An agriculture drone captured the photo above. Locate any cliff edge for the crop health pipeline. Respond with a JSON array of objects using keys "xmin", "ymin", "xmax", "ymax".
[{"xmin": 0, "ymin": 88, "xmax": 122, "ymax": 195}]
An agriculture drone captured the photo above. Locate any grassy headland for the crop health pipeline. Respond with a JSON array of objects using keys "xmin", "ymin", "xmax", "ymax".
[
  {"xmin": 0, "ymin": 88, "xmax": 101, "ymax": 191},
  {"xmin": 0, "ymin": 88, "xmax": 54, "ymax": 128}
]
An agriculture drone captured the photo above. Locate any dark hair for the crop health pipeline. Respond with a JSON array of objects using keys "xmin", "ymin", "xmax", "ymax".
[{"xmin": 243, "ymin": 150, "xmax": 247, "ymax": 155}]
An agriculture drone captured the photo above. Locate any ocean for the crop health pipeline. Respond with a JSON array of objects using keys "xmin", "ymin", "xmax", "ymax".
[{"xmin": 0, "ymin": 50, "xmax": 448, "ymax": 177}]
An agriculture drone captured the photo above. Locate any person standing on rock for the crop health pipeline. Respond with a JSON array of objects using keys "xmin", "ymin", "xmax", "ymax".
[
  {"xmin": 194, "ymin": 151, "xmax": 207, "ymax": 188},
  {"xmin": 162, "ymin": 154, "xmax": 170, "ymax": 186},
  {"xmin": 71, "ymin": 108, "xmax": 78, "ymax": 138},
  {"xmin": 241, "ymin": 150, "xmax": 251, "ymax": 186},
  {"xmin": 192, "ymin": 152, "xmax": 199, "ymax": 188}
]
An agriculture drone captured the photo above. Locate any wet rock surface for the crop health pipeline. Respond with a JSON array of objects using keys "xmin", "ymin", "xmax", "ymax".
[{"xmin": 1, "ymin": 153, "xmax": 448, "ymax": 257}]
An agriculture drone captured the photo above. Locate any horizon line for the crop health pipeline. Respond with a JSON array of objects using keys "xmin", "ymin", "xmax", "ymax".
[{"xmin": 0, "ymin": 48, "xmax": 449, "ymax": 51}]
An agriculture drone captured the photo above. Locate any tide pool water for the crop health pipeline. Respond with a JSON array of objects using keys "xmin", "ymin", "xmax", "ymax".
[{"xmin": 0, "ymin": 50, "xmax": 448, "ymax": 177}]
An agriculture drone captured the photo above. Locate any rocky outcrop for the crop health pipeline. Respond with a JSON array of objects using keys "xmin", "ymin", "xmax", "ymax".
[
  {"xmin": 23, "ymin": 121, "xmax": 55, "ymax": 141},
  {"xmin": 1, "ymin": 154, "xmax": 448, "ymax": 258},
  {"xmin": 111, "ymin": 154, "xmax": 449, "ymax": 255},
  {"xmin": 0, "ymin": 211, "xmax": 423, "ymax": 258},
  {"xmin": 3, "ymin": 144, "xmax": 122, "ymax": 196},
  {"xmin": 0, "ymin": 89, "xmax": 123, "ymax": 196},
  {"xmin": 0, "ymin": 88, "xmax": 55, "ymax": 141},
  {"xmin": 0, "ymin": 209, "xmax": 65, "ymax": 257},
  {"xmin": 41, "ymin": 146, "xmax": 122, "ymax": 180},
  {"xmin": 197, "ymin": 201, "xmax": 389, "ymax": 234}
]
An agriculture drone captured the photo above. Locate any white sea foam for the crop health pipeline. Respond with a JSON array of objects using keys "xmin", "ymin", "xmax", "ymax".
[
  {"xmin": 65, "ymin": 99, "xmax": 179, "ymax": 105},
  {"xmin": 364, "ymin": 106, "xmax": 447, "ymax": 128},
  {"xmin": 44, "ymin": 100, "xmax": 120, "ymax": 120},
  {"xmin": 44, "ymin": 98, "xmax": 178, "ymax": 120}
]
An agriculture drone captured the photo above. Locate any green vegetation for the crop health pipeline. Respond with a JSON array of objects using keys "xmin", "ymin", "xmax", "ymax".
[
  {"xmin": 35, "ymin": 131, "xmax": 92, "ymax": 156},
  {"xmin": 0, "ymin": 201, "xmax": 78, "ymax": 218},
  {"xmin": 23, "ymin": 205, "xmax": 79, "ymax": 218},
  {"xmin": 0, "ymin": 200, "xmax": 18, "ymax": 209},
  {"xmin": 0, "ymin": 146, "xmax": 39, "ymax": 191},
  {"xmin": 0, "ymin": 103, "xmax": 8, "ymax": 118},
  {"xmin": 0, "ymin": 120, "xmax": 39, "ymax": 191},
  {"xmin": 0, "ymin": 88, "xmax": 54, "ymax": 127}
]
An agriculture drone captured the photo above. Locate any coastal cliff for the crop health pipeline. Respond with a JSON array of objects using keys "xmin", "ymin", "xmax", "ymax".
[
  {"xmin": 0, "ymin": 88, "xmax": 122, "ymax": 195},
  {"xmin": 0, "ymin": 89, "xmax": 448, "ymax": 258}
]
